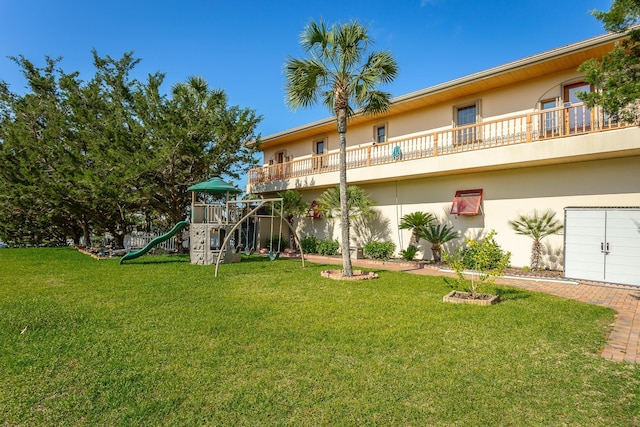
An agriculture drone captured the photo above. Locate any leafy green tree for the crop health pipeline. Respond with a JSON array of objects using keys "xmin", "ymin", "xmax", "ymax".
[
  {"xmin": 141, "ymin": 75, "xmax": 262, "ymax": 230},
  {"xmin": 578, "ymin": 0, "xmax": 640, "ymax": 122},
  {"xmin": 0, "ymin": 56, "xmax": 86, "ymax": 246},
  {"xmin": 285, "ymin": 19, "xmax": 398, "ymax": 276},
  {"xmin": 508, "ymin": 209, "xmax": 563, "ymax": 270},
  {"xmin": 399, "ymin": 211, "xmax": 435, "ymax": 247},
  {"xmin": 276, "ymin": 190, "xmax": 308, "ymax": 249},
  {"xmin": 415, "ymin": 223, "xmax": 459, "ymax": 263},
  {"xmin": 64, "ymin": 50, "xmax": 150, "ymax": 248},
  {"xmin": 0, "ymin": 50, "xmax": 262, "ymax": 249}
]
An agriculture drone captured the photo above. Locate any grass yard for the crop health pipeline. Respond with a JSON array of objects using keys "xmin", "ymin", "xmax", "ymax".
[{"xmin": 1, "ymin": 248, "xmax": 639, "ymax": 426}]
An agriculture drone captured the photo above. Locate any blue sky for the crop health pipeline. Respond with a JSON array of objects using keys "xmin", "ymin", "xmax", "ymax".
[{"xmin": 0, "ymin": 0, "xmax": 613, "ymax": 186}]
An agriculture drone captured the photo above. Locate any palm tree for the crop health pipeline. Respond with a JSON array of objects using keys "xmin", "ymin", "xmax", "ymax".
[
  {"xmin": 285, "ymin": 19, "xmax": 398, "ymax": 276},
  {"xmin": 508, "ymin": 209, "xmax": 563, "ymax": 270},
  {"xmin": 399, "ymin": 211, "xmax": 435, "ymax": 247},
  {"xmin": 276, "ymin": 190, "xmax": 308, "ymax": 249},
  {"xmin": 415, "ymin": 223, "xmax": 459, "ymax": 263},
  {"xmin": 317, "ymin": 185, "xmax": 376, "ymax": 221}
]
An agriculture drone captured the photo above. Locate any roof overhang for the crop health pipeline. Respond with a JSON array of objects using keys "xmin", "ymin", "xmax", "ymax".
[{"xmin": 261, "ymin": 31, "xmax": 626, "ymax": 150}]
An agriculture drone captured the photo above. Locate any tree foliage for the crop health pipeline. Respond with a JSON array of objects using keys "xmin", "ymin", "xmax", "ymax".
[
  {"xmin": 285, "ymin": 19, "xmax": 398, "ymax": 276},
  {"xmin": 399, "ymin": 211, "xmax": 435, "ymax": 247},
  {"xmin": 444, "ymin": 230, "xmax": 511, "ymax": 297},
  {"xmin": 0, "ymin": 51, "xmax": 261, "ymax": 247},
  {"xmin": 275, "ymin": 189, "xmax": 309, "ymax": 249},
  {"xmin": 578, "ymin": 0, "xmax": 640, "ymax": 122},
  {"xmin": 317, "ymin": 185, "xmax": 375, "ymax": 222},
  {"xmin": 415, "ymin": 222, "xmax": 459, "ymax": 263}
]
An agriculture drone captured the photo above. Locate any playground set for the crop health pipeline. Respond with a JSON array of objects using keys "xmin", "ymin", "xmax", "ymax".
[{"xmin": 119, "ymin": 177, "xmax": 304, "ymax": 276}]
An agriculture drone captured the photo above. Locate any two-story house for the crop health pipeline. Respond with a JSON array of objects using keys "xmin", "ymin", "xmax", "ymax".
[{"xmin": 247, "ymin": 31, "xmax": 640, "ymax": 286}]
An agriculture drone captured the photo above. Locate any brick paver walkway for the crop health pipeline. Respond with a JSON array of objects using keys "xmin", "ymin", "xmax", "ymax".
[{"xmin": 306, "ymin": 255, "xmax": 640, "ymax": 364}]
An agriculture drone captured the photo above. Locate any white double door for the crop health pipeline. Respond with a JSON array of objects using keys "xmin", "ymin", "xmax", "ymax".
[{"xmin": 564, "ymin": 208, "xmax": 640, "ymax": 286}]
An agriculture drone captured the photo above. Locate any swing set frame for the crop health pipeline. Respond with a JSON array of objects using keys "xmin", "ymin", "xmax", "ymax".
[{"xmin": 214, "ymin": 198, "xmax": 305, "ymax": 277}]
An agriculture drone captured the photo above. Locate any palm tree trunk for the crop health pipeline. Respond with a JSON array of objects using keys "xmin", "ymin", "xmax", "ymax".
[
  {"xmin": 531, "ymin": 240, "xmax": 542, "ymax": 270},
  {"xmin": 432, "ymin": 244, "xmax": 442, "ymax": 263},
  {"xmin": 337, "ymin": 108, "xmax": 353, "ymax": 276}
]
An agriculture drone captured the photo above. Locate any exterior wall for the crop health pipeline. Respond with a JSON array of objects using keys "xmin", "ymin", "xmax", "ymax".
[{"xmin": 292, "ymin": 155, "xmax": 640, "ymax": 269}]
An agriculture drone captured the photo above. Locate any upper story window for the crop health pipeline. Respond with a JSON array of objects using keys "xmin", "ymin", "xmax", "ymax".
[
  {"xmin": 564, "ymin": 82, "xmax": 591, "ymax": 104},
  {"xmin": 541, "ymin": 99, "xmax": 557, "ymax": 110},
  {"xmin": 456, "ymin": 104, "xmax": 477, "ymax": 126},
  {"xmin": 454, "ymin": 101, "xmax": 480, "ymax": 144},
  {"xmin": 564, "ymin": 82, "xmax": 592, "ymax": 132},
  {"xmin": 315, "ymin": 139, "xmax": 325, "ymax": 155},
  {"xmin": 374, "ymin": 124, "xmax": 386, "ymax": 144},
  {"xmin": 269, "ymin": 150, "xmax": 287, "ymax": 165},
  {"xmin": 540, "ymin": 98, "xmax": 559, "ymax": 138}
]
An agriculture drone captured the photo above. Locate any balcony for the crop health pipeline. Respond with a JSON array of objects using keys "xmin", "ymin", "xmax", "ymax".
[{"xmin": 248, "ymin": 104, "xmax": 635, "ymax": 187}]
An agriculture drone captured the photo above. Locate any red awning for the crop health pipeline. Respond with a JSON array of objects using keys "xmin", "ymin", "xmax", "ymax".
[
  {"xmin": 307, "ymin": 200, "xmax": 322, "ymax": 218},
  {"xmin": 450, "ymin": 189, "xmax": 483, "ymax": 215}
]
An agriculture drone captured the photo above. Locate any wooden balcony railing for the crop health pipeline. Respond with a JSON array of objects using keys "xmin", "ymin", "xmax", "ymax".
[{"xmin": 249, "ymin": 104, "xmax": 634, "ymax": 185}]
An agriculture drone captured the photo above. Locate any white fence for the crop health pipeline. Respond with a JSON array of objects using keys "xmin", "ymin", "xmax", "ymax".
[{"xmin": 125, "ymin": 232, "xmax": 189, "ymax": 251}]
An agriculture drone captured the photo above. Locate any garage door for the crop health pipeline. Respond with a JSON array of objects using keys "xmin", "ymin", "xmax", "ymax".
[{"xmin": 564, "ymin": 207, "xmax": 640, "ymax": 286}]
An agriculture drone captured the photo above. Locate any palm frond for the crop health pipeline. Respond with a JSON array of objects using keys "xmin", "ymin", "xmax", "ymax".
[
  {"xmin": 508, "ymin": 209, "xmax": 563, "ymax": 242},
  {"xmin": 415, "ymin": 223, "xmax": 459, "ymax": 245},
  {"xmin": 317, "ymin": 185, "xmax": 375, "ymax": 221},
  {"xmin": 285, "ymin": 19, "xmax": 398, "ymax": 119}
]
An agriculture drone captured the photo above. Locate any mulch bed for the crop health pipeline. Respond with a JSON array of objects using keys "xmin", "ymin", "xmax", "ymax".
[{"xmin": 503, "ymin": 267, "xmax": 564, "ymax": 279}]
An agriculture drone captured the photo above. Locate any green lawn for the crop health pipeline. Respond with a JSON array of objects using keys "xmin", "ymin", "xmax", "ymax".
[{"xmin": 1, "ymin": 248, "xmax": 639, "ymax": 426}]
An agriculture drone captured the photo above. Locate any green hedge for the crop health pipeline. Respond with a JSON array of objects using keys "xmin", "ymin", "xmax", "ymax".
[{"xmin": 363, "ymin": 241, "xmax": 396, "ymax": 260}]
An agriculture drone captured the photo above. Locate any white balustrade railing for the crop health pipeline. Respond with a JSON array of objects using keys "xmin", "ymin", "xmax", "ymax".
[{"xmin": 249, "ymin": 103, "xmax": 631, "ymax": 184}]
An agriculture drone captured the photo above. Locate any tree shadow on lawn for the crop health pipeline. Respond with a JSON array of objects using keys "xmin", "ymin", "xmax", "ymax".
[
  {"xmin": 122, "ymin": 255, "xmax": 190, "ymax": 265},
  {"xmin": 494, "ymin": 286, "xmax": 531, "ymax": 302}
]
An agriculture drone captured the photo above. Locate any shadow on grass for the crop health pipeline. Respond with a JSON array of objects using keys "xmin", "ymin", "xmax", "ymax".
[
  {"xmin": 495, "ymin": 287, "xmax": 531, "ymax": 301},
  {"xmin": 121, "ymin": 255, "xmax": 190, "ymax": 265},
  {"xmin": 239, "ymin": 255, "xmax": 278, "ymax": 264}
]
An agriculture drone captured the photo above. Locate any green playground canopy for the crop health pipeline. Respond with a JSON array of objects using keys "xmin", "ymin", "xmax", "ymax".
[{"xmin": 188, "ymin": 177, "xmax": 242, "ymax": 195}]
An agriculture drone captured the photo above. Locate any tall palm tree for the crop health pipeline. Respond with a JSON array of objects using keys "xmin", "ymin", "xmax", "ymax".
[
  {"xmin": 399, "ymin": 211, "xmax": 435, "ymax": 247},
  {"xmin": 285, "ymin": 19, "xmax": 398, "ymax": 276},
  {"xmin": 508, "ymin": 209, "xmax": 564, "ymax": 270}
]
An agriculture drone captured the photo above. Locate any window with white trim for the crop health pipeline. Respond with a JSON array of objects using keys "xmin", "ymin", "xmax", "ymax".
[
  {"xmin": 454, "ymin": 101, "xmax": 480, "ymax": 144},
  {"xmin": 374, "ymin": 124, "xmax": 387, "ymax": 144}
]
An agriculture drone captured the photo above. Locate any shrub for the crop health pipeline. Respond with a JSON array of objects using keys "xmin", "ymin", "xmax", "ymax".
[
  {"xmin": 401, "ymin": 245, "xmax": 419, "ymax": 261},
  {"xmin": 300, "ymin": 236, "xmax": 318, "ymax": 254},
  {"xmin": 461, "ymin": 230, "xmax": 510, "ymax": 271},
  {"xmin": 363, "ymin": 241, "xmax": 396, "ymax": 260},
  {"xmin": 317, "ymin": 238, "xmax": 339, "ymax": 256},
  {"xmin": 444, "ymin": 230, "xmax": 511, "ymax": 297},
  {"xmin": 264, "ymin": 235, "xmax": 289, "ymax": 251}
]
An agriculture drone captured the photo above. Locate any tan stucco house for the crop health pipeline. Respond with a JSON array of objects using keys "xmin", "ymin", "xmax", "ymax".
[{"xmin": 247, "ymin": 31, "xmax": 640, "ymax": 285}]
